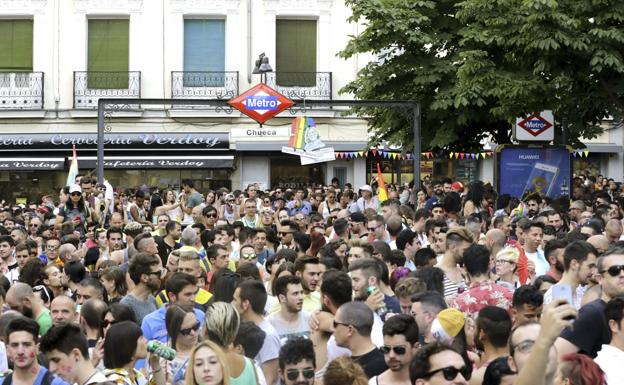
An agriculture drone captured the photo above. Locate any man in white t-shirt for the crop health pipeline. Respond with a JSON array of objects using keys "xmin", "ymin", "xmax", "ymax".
[
  {"xmin": 232, "ymin": 280, "xmax": 281, "ymax": 385},
  {"xmin": 268, "ymin": 275, "xmax": 311, "ymax": 343}
]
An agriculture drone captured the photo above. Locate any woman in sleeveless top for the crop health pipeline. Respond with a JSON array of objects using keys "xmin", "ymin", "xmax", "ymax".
[
  {"xmin": 202, "ymin": 302, "xmax": 259, "ymax": 385},
  {"xmin": 155, "ymin": 190, "xmax": 183, "ymax": 223},
  {"xmin": 318, "ymin": 188, "xmax": 340, "ymax": 219},
  {"xmin": 164, "ymin": 305, "xmax": 200, "ymax": 385}
]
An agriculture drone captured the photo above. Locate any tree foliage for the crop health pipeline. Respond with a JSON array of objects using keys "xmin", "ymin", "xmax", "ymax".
[{"xmin": 339, "ymin": 0, "xmax": 624, "ymax": 151}]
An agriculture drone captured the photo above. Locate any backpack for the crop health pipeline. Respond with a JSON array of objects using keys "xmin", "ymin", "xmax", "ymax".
[{"xmin": 2, "ymin": 369, "xmax": 53, "ymax": 385}]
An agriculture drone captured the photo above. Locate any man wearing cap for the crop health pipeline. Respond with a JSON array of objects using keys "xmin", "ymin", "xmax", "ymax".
[
  {"xmin": 356, "ymin": 185, "xmax": 379, "ymax": 212},
  {"xmin": 430, "ymin": 308, "xmax": 465, "ymax": 347},
  {"xmin": 451, "ymin": 181, "xmax": 464, "ymax": 194}
]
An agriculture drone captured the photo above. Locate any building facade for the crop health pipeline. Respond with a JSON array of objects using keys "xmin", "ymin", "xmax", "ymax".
[{"xmin": 0, "ymin": 0, "xmax": 375, "ymax": 200}]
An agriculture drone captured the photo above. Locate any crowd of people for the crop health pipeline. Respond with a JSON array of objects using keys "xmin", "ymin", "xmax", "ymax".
[{"xmin": 0, "ymin": 173, "xmax": 621, "ymax": 385}]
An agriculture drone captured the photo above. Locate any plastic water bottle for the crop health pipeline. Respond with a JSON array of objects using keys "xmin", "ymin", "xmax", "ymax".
[
  {"xmin": 367, "ymin": 286, "xmax": 387, "ymax": 318},
  {"xmin": 147, "ymin": 341, "xmax": 176, "ymax": 361}
]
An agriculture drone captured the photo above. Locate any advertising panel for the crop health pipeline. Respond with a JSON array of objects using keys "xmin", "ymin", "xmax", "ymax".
[{"xmin": 498, "ymin": 146, "xmax": 570, "ymax": 199}]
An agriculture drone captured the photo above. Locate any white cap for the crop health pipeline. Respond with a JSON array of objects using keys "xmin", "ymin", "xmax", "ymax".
[
  {"xmin": 359, "ymin": 184, "xmax": 373, "ymax": 193},
  {"xmin": 69, "ymin": 184, "xmax": 82, "ymax": 194}
]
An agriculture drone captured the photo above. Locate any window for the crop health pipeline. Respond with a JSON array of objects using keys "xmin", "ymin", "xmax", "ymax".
[
  {"xmin": 0, "ymin": 20, "xmax": 33, "ymax": 72},
  {"xmin": 87, "ymin": 19, "xmax": 129, "ymax": 89},
  {"xmin": 183, "ymin": 19, "xmax": 225, "ymax": 87},
  {"xmin": 276, "ymin": 19, "xmax": 317, "ymax": 87}
]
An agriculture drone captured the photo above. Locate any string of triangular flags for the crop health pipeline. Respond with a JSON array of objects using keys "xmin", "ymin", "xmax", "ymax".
[
  {"xmin": 334, "ymin": 150, "xmax": 494, "ymax": 160},
  {"xmin": 571, "ymin": 150, "xmax": 590, "ymax": 158}
]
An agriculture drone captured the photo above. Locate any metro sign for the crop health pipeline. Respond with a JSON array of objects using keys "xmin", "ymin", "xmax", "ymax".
[
  {"xmin": 518, "ymin": 115, "xmax": 553, "ymax": 136},
  {"xmin": 228, "ymin": 83, "xmax": 294, "ymax": 124},
  {"xmin": 514, "ymin": 110, "xmax": 555, "ymax": 141}
]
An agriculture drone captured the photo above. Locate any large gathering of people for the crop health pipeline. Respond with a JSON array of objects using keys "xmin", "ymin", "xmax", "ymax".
[{"xmin": 0, "ymin": 173, "xmax": 620, "ymax": 385}]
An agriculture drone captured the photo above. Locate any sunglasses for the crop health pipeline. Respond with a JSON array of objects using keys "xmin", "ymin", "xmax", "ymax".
[
  {"xmin": 46, "ymin": 244, "xmax": 60, "ymax": 250},
  {"xmin": 601, "ymin": 264, "xmax": 624, "ymax": 277},
  {"xmin": 380, "ymin": 345, "xmax": 407, "ymax": 355},
  {"xmin": 70, "ymin": 192, "xmax": 81, "ymax": 196},
  {"xmin": 205, "ymin": 213, "xmax": 218, "ymax": 218},
  {"xmin": 279, "ymin": 231, "xmax": 292, "ymax": 236},
  {"xmin": 146, "ymin": 268, "xmax": 165, "ymax": 277},
  {"xmin": 424, "ymin": 365, "xmax": 471, "ymax": 381},
  {"xmin": 286, "ymin": 369, "xmax": 315, "ymax": 381},
  {"xmin": 179, "ymin": 322, "xmax": 200, "ymax": 336},
  {"xmin": 241, "ymin": 252, "xmax": 256, "ymax": 260},
  {"xmin": 102, "ymin": 319, "xmax": 117, "ymax": 328}
]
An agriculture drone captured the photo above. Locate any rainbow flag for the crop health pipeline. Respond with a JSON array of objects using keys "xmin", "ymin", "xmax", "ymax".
[
  {"xmin": 377, "ymin": 163, "xmax": 388, "ymax": 203},
  {"xmin": 288, "ymin": 117, "xmax": 307, "ymax": 149},
  {"xmin": 66, "ymin": 145, "xmax": 78, "ymax": 186}
]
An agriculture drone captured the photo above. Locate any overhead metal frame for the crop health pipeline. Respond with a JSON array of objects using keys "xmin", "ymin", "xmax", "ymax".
[{"xmin": 97, "ymin": 98, "xmax": 421, "ymax": 189}]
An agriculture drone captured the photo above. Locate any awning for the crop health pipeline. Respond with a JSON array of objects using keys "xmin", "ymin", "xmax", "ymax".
[
  {"xmin": 77, "ymin": 155, "xmax": 234, "ymax": 169},
  {"xmin": 0, "ymin": 158, "xmax": 65, "ymax": 170},
  {"xmin": 583, "ymin": 143, "xmax": 622, "ymax": 153}
]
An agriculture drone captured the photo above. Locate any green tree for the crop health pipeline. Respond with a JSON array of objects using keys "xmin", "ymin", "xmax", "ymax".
[{"xmin": 339, "ymin": 0, "xmax": 624, "ymax": 151}]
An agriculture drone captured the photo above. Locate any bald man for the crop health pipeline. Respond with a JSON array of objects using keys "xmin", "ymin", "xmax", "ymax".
[
  {"xmin": 50, "ymin": 295, "xmax": 77, "ymax": 327},
  {"xmin": 485, "ymin": 229, "xmax": 506, "ymax": 262},
  {"xmin": 59, "ymin": 243, "xmax": 82, "ymax": 264},
  {"xmin": 80, "ymin": 299, "xmax": 107, "ymax": 346},
  {"xmin": 587, "ymin": 235, "xmax": 609, "ymax": 255},
  {"xmin": 6, "ymin": 282, "xmax": 52, "ymax": 335},
  {"xmin": 604, "ymin": 219, "xmax": 623, "ymax": 245}
]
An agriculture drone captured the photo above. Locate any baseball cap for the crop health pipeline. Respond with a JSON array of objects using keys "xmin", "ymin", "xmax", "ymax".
[
  {"xmin": 451, "ymin": 182, "xmax": 463, "ymax": 191},
  {"xmin": 69, "ymin": 184, "xmax": 82, "ymax": 194},
  {"xmin": 359, "ymin": 184, "xmax": 373, "ymax": 193}
]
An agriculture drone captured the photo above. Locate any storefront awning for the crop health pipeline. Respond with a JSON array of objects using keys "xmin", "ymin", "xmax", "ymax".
[
  {"xmin": 584, "ymin": 143, "xmax": 622, "ymax": 153},
  {"xmin": 77, "ymin": 156, "xmax": 234, "ymax": 169},
  {"xmin": 0, "ymin": 158, "xmax": 65, "ymax": 170}
]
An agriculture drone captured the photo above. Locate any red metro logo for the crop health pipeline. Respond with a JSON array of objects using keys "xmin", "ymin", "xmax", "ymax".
[
  {"xmin": 228, "ymin": 83, "xmax": 294, "ymax": 124},
  {"xmin": 517, "ymin": 115, "xmax": 553, "ymax": 137}
]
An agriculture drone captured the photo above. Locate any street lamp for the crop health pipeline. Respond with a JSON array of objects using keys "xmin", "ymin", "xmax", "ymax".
[{"xmin": 252, "ymin": 53, "xmax": 273, "ymax": 83}]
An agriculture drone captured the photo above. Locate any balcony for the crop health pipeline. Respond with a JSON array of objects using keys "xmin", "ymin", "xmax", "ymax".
[
  {"xmin": 74, "ymin": 71, "xmax": 141, "ymax": 108},
  {"xmin": 0, "ymin": 72, "xmax": 44, "ymax": 110},
  {"xmin": 171, "ymin": 71, "xmax": 238, "ymax": 100},
  {"xmin": 265, "ymin": 72, "xmax": 332, "ymax": 100}
]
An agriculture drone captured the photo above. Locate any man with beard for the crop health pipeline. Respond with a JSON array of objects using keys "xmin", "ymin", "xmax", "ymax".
[
  {"xmin": 50, "ymin": 296, "xmax": 77, "ymax": 327},
  {"xmin": 278, "ymin": 338, "xmax": 316, "ymax": 385},
  {"xmin": 292, "ymin": 256, "xmax": 321, "ymax": 312},
  {"xmin": 424, "ymin": 179, "xmax": 445, "ymax": 210},
  {"xmin": 268, "ymin": 276, "xmax": 311, "ymax": 343},
  {"xmin": 436, "ymin": 227, "xmax": 473, "ymax": 300},
  {"xmin": 369, "ymin": 314, "xmax": 419, "ymax": 385},
  {"xmin": 525, "ymin": 195, "xmax": 542, "ymax": 219},
  {"xmin": 0, "ymin": 235, "xmax": 17, "ymax": 273},
  {"xmin": 6, "ymin": 282, "xmax": 53, "ymax": 335},
  {"xmin": 155, "ymin": 221, "xmax": 181, "ymax": 265},
  {"xmin": 349, "ymin": 258, "xmax": 401, "ymax": 317},
  {"xmin": 120, "ymin": 252, "xmax": 163, "ymax": 324},
  {"xmin": 469, "ymin": 306, "xmax": 512, "ymax": 385},
  {"xmin": 544, "ymin": 239, "xmax": 567, "ymax": 281},
  {"xmin": 543, "ymin": 241, "xmax": 597, "ymax": 310}
]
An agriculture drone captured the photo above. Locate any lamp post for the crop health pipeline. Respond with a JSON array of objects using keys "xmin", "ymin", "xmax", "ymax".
[{"xmin": 252, "ymin": 53, "xmax": 273, "ymax": 83}]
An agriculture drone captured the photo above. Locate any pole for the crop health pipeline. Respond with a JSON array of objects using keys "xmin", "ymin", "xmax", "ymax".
[
  {"xmin": 413, "ymin": 103, "xmax": 421, "ymax": 190},
  {"xmin": 96, "ymin": 100, "xmax": 105, "ymax": 185}
]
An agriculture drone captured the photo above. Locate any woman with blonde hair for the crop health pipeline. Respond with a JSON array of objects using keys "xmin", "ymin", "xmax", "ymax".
[
  {"xmin": 494, "ymin": 247, "xmax": 520, "ymax": 290},
  {"xmin": 202, "ymin": 302, "xmax": 259, "ymax": 385},
  {"xmin": 323, "ymin": 356, "xmax": 368, "ymax": 385},
  {"xmin": 185, "ymin": 340, "xmax": 229, "ymax": 385}
]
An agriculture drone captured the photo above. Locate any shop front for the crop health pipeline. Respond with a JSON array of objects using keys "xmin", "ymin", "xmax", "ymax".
[{"xmin": 0, "ymin": 132, "xmax": 235, "ymax": 202}]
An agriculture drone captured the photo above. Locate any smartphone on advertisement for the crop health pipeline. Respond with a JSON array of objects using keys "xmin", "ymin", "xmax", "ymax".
[
  {"xmin": 522, "ymin": 162, "xmax": 559, "ymax": 197},
  {"xmin": 552, "ymin": 284, "xmax": 576, "ymax": 320}
]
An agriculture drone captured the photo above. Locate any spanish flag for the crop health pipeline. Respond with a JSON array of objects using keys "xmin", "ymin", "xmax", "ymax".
[{"xmin": 377, "ymin": 163, "xmax": 388, "ymax": 203}]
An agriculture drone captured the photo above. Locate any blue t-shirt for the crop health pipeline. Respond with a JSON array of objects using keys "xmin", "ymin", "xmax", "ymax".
[
  {"xmin": 0, "ymin": 367, "xmax": 70, "ymax": 385},
  {"xmin": 141, "ymin": 305, "xmax": 205, "ymax": 344}
]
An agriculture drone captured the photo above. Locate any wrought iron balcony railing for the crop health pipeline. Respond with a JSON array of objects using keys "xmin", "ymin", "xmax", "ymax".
[
  {"xmin": 0, "ymin": 72, "xmax": 44, "ymax": 110},
  {"xmin": 265, "ymin": 72, "xmax": 332, "ymax": 100},
  {"xmin": 171, "ymin": 71, "xmax": 239, "ymax": 100},
  {"xmin": 74, "ymin": 71, "xmax": 141, "ymax": 108}
]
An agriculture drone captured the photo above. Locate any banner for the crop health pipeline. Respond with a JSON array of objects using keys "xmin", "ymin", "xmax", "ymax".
[{"xmin": 498, "ymin": 146, "xmax": 571, "ymax": 199}]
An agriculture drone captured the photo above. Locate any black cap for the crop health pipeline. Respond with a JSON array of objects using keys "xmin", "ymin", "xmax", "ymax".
[{"xmin": 350, "ymin": 212, "xmax": 367, "ymax": 223}]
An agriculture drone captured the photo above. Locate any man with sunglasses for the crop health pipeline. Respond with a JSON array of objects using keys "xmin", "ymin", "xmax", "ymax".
[
  {"xmin": 120, "ymin": 252, "xmax": 163, "ymax": 324},
  {"xmin": 370, "ymin": 314, "xmax": 419, "ymax": 385},
  {"xmin": 409, "ymin": 342, "xmax": 470, "ymax": 385},
  {"xmin": 555, "ymin": 248, "xmax": 624, "ymax": 358},
  {"xmin": 278, "ymin": 337, "xmax": 316, "ymax": 385},
  {"xmin": 142, "ymin": 272, "xmax": 205, "ymax": 344}
]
